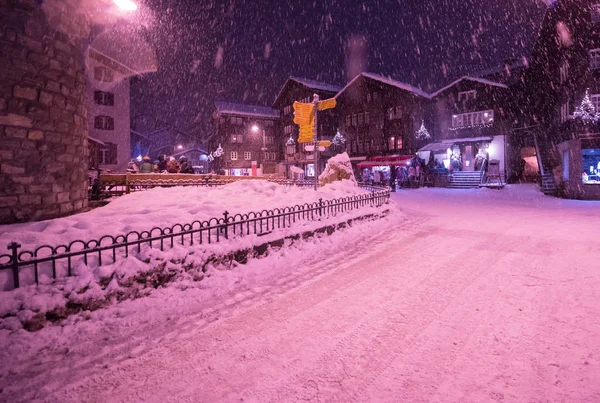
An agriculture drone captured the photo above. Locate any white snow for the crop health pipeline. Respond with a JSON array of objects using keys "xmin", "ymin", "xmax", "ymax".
[
  {"xmin": 1, "ymin": 184, "xmax": 599, "ymax": 403},
  {"xmin": 337, "ymin": 72, "xmax": 432, "ymax": 100}
]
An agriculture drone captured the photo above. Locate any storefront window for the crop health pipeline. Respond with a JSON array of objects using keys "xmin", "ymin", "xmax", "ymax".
[
  {"xmin": 306, "ymin": 164, "xmax": 315, "ymax": 177},
  {"xmin": 581, "ymin": 139, "xmax": 600, "ymax": 184}
]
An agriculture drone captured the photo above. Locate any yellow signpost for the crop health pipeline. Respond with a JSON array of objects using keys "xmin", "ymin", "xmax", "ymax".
[{"xmin": 292, "ymin": 95, "xmax": 337, "ymax": 190}]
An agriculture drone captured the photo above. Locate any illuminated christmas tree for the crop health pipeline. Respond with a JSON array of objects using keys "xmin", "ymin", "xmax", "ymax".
[
  {"xmin": 572, "ymin": 89, "xmax": 600, "ymax": 122},
  {"xmin": 415, "ymin": 120, "xmax": 431, "ymax": 140},
  {"xmin": 332, "ymin": 129, "xmax": 346, "ymax": 146}
]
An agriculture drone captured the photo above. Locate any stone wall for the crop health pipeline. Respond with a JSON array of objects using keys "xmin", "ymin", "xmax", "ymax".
[{"xmin": 0, "ymin": 0, "xmax": 92, "ymax": 224}]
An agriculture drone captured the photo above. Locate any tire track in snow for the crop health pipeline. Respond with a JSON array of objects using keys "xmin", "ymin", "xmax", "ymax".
[{"xmin": 252, "ymin": 233, "xmax": 518, "ymax": 403}]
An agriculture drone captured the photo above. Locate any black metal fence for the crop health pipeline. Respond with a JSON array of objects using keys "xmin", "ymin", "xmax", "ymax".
[{"xmin": 1, "ymin": 186, "xmax": 390, "ymax": 291}]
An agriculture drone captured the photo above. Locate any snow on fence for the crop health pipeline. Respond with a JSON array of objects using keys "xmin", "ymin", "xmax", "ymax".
[
  {"xmin": 91, "ymin": 173, "xmax": 316, "ymax": 199},
  {"xmin": 0, "ymin": 186, "xmax": 390, "ymax": 291}
]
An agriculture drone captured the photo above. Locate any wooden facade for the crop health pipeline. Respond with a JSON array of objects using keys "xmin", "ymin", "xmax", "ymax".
[
  {"xmin": 272, "ymin": 77, "xmax": 341, "ymax": 178},
  {"xmin": 335, "ymin": 73, "xmax": 430, "ymax": 161}
]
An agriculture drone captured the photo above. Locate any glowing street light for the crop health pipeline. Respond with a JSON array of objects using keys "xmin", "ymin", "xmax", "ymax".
[
  {"xmin": 251, "ymin": 125, "xmax": 260, "ymax": 133},
  {"xmin": 177, "ymin": 144, "xmax": 183, "ymax": 150},
  {"xmin": 113, "ymin": 0, "xmax": 138, "ymax": 11}
]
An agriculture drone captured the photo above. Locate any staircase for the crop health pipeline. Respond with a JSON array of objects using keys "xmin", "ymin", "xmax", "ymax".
[
  {"xmin": 534, "ymin": 134, "xmax": 558, "ymax": 196},
  {"xmin": 541, "ymin": 173, "xmax": 558, "ymax": 195},
  {"xmin": 447, "ymin": 171, "xmax": 484, "ymax": 189}
]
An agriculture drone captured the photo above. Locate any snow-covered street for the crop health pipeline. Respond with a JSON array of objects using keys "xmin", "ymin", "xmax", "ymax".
[{"xmin": 1, "ymin": 185, "xmax": 600, "ymax": 402}]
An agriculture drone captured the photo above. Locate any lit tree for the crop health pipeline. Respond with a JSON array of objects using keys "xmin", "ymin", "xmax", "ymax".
[
  {"xmin": 415, "ymin": 120, "xmax": 431, "ymax": 140},
  {"xmin": 332, "ymin": 129, "xmax": 346, "ymax": 146},
  {"xmin": 572, "ymin": 89, "xmax": 600, "ymax": 123}
]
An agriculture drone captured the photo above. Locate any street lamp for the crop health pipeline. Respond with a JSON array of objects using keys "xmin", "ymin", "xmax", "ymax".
[
  {"xmin": 251, "ymin": 124, "xmax": 267, "ymax": 151},
  {"xmin": 177, "ymin": 144, "xmax": 183, "ymax": 150},
  {"xmin": 113, "ymin": 0, "xmax": 138, "ymax": 11}
]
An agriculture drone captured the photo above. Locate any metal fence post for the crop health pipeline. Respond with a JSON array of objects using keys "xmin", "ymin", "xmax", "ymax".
[
  {"xmin": 223, "ymin": 211, "xmax": 229, "ymax": 239},
  {"xmin": 318, "ymin": 198, "xmax": 323, "ymax": 217},
  {"xmin": 371, "ymin": 190, "xmax": 375, "ymax": 206},
  {"xmin": 8, "ymin": 242, "xmax": 20, "ymax": 289}
]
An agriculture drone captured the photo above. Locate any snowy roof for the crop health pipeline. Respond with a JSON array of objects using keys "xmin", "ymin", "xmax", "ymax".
[
  {"xmin": 429, "ymin": 76, "xmax": 508, "ymax": 98},
  {"xmin": 88, "ymin": 136, "xmax": 105, "ymax": 145},
  {"xmin": 336, "ymin": 72, "xmax": 431, "ymax": 100},
  {"xmin": 214, "ymin": 102, "xmax": 280, "ymax": 119},
  {"xmin": 288, "ymin": 77, "xmax": 343, "ymax": 93},
  {"xmin": 272, "ymin": 77, "xmax": 342, "ymax": 107},
  {"xmin": 440, "ymin": 136, "xmax": 493, "ymax": 144},
  {"xmin": 470, "ymin": 59, "xmax": 528, "ymax": 78}
]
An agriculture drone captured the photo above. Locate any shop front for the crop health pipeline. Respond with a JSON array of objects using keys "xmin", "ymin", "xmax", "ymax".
[
  {"xmin": 418, "ymin": 135, "xmax": 506, "ymax": 177},
  {"xmin": 357, "ymin": 155, "xmax": 413, "ymax": 186},
  {"xmin": 556, "ymin": 136, "xmax": 600, "ymax": 199}
]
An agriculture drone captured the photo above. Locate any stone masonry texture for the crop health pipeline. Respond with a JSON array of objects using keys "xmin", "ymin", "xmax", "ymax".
[{"xmin": 0, "ymin": 0, "xmax": 92, "ymax": 224}]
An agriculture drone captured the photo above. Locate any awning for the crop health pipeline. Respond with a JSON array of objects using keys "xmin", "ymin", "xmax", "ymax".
[
  {"xmin": 88, "ymin": 136, "xmax": 105, "ymax": 146},
  {"xmin": 440, "ymin": 136, "xmax": 493, "ymax": 144},
  {"xmin": 357, "ymin": 155, "xmax": 413, "ymax": 168},
  {"xmin": 418, "ymin": 142, "xmax": 449, "ymax": 152}
]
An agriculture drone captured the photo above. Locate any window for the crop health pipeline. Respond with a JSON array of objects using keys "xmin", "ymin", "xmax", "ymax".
[
  {"xmin": 395, "ymin": 106, "xmax": 402, "ymax": 118},
  {"xmin": 452, "ymin": 110, "xmax": 494, "ymax": 128},
  {"xmin": 364, "ymin": 139, "xmax": 371, "ymax": 152},
  {"xmin": 357, "ymin": 139, "xmax": 364, "ymax": 153},
  {"xmin": 559, "ymin": 61, "xmax": 569, "ymax": 83},
  {"xmin": 581, "ymin": 139, "xmax": 600, "ymax": 184},
  {"xmin": 561, "ymin": 102, "xmax": 570, "ymax": 123},
  {"xmin": 94, "ymin": 90, "xmax": 114, "ymax": 106},
  {"xmin": 387, "ymin": 108, "xmax": 395, "ymax": 120},
  {"xmin": 366, "ymin": 93, "xmax": 372, "ymax": 103},
  {"xmin": 563, "ymin": 151, "xmax": 569, "ymax": 181},
  {"xmin": 98, "ymin": 142, "xmax": 117, "ymax": 164},
  {"xmin": 592, "ymin": 4, "xmax": 600, "ymax": 23},
  {"xmin": 345, "ymin": 115, "xmax": 351, "ymax": 126},
  {"xmin": 94, "ymin": 66, "xmax": 113, "ymax": 82},
  {"xmin": 94, "ymin": 115, "xmax": 114, "ymax": 130},
  {"xmin": 230, "ymin": 134, "xmax": 244, "ymax": 143},
  {"xmin": 244, "ymin": 151, "xmax": 252, "ymax": 160},
  {"xmin": 352, "ymin": 114, "xmax": 358, "ymax": 126},
  {"xmin": 271, "ymin": 152, "xmax": 277, "ymax": 160},
  {"xmin": 286, "ymin": 145, "xmax": 296, "ymax": 155},
  {"xmin": 264, "ymin": 120, "xmax": 274, "ymax": 127},
  {"xmin": 230, "ymin": 151, "xmax": 238, "ymax": 160},
  {"xmin": 285, "ymin": 125, "xmax": 293, "ymax": 135},
  {"xmin": 229, "ymin": 117, "xmax": 243, "ymax": 125},
  {"xmin": 263, "ymin": 152, "xmax": 270, "ymax": 161},
  {"xmin": 365, "ymin": 112, "xmax": 370, "ymax": 124},
  {"xmin": 592, "ymin": 94, "xmax": 600, "ymax": 112},
  {"xmin": 351, "ymin": 141, "xmax": 358, "ymax": 153},
  {"xmin": 265, "ymin": 135, "xmax": 275, "ymax": 144},
  {"xmin": 458, "ymin": 90, "xmax": 477, "ymax": 101},
  {"xmin": 284, "ymin": 105, "xmax": 292, "ymax": 115},
  {"xmin": 396, "ymin": 137, "xmax": 403, "ymax": 150},
  {"xmin": 373, "ymin": 92, "xmax": 379, "ymax": 102},
  {"xmin": 388, "ymin": 137, "xmax": 395, "ymax": 150},
  {"xmin": 358, "ymin": 113, "xmax": 364, "ymax": 125},
  {"xmin": 590, "ymin": 49, "xmax": 600, "ymax": 69}
]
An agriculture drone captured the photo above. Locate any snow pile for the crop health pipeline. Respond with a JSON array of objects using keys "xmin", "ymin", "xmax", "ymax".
[
  {"xmin": 319, "ymin": 152, "xmax": 357, "ymax": 186},
  {"xmin": 0, "ymin": 180, "xmax": 366, "ymax": 253}
]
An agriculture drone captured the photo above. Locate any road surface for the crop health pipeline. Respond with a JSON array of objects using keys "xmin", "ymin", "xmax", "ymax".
[{"xmin": 1, "ymin": 185, "xmax": 599, "ymax": 402}]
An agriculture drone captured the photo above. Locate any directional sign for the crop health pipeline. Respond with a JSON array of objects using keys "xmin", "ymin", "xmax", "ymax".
[
  {"xmin": 318, "ymin": 140, "xmax": 332, "ymax": 147},
  {"xmin": 317, "ymin": 98, "xmax": 337, "ymax": 111},
  {"xmin": 293, "ymin": 101, "xmax": 315, "ymax": 143},
  {"xmin": 305, "ymin": 145, "xmax": 315, "ymax": 152}
]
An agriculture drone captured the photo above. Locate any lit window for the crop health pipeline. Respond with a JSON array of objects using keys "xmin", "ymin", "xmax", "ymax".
[
  {"xmin": 244, "ymin": 151, "xmax": 252, "ymax": 160},
  {"xmin": 286, "ymin": 145, "xmax": 296, "ymax": 155},
  {"xmin": 230, "ymin": 151, "xmax": 238, "ymax": 160},
  {"xmin": 230, "ymin": 134, "xmax": 244, "ymax": 143},
  {"xmin": 358, "ymin": 113, "xmax": 364, "ymax": 125},
  {"xmin": 452, "ymin": 110, "xmax": 494, "ymax": 128},
  {"xmin": 265, "ymin": 135, "xmax": 275, "ymax": 144}
]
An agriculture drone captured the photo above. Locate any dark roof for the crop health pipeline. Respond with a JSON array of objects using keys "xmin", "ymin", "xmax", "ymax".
[{"xmin": 214, "ymin": 101, "xmax": 280, "ymax": 119}]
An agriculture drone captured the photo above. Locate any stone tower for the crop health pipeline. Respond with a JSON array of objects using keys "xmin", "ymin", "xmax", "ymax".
[{"xmin": 0, "ymin": 0, "xmax": 92, "ymax": 224}]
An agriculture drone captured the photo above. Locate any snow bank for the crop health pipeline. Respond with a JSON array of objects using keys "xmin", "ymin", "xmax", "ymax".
[{"xmin": 0, "ymin": 180, "xmax": 365, "ymax": 252}]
